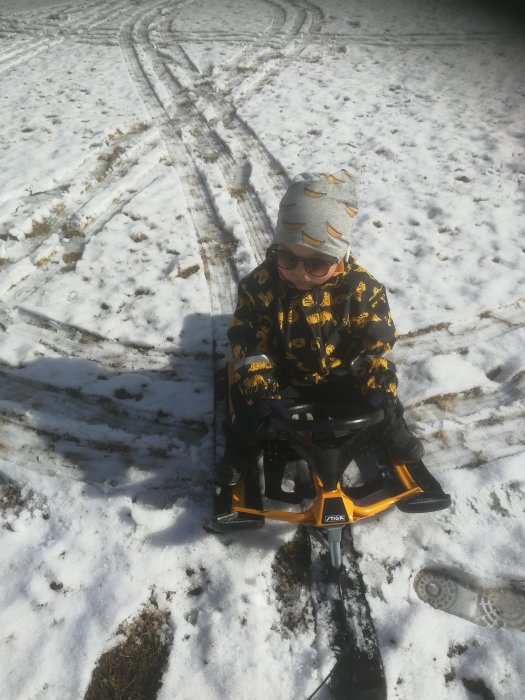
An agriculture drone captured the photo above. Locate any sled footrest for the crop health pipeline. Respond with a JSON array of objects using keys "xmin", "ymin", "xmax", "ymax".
[
  {"xmin": 396, "ymin": 490, "xmax": 451, "ymax": 513},
  {"xmin": 212, "ymin": 475, "xmax": 265, "ymax": 533},
  {"xmin": 395, "ymin": 459, "xmax": 451, "ymax": 513},
  {"xmin": 213, "ymin": 508, "xmax": 265, "ymax": 532}
]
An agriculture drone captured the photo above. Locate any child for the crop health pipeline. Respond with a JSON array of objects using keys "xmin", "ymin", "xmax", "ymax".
[{"xmin": 215, "ymin": 169, "xmax": 424, "ymax": 486}]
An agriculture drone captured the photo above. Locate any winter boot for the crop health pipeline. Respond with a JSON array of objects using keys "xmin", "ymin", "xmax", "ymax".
[
  {"xmin": 214, "ymin": 425, "xmax": 259, "ymax": 486},
  {"xmin": 381, "ymin": 400, "xmax": 425, "ymax": 464},
  {"xmin": 384, "ymin": 416, "xmax": 425, "ymax": 463}
]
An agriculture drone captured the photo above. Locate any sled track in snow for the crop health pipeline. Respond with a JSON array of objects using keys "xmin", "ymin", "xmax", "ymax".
[
  {"xmin": 397, "ymin": 298, "xmax": 525, "ymax": 471},
  {"xmin": 1, "ymin": 129, "xmax": 163, "ymax": 308},
  {"xmin": 119, "ymin": 1, "xmax": 241, "ymax": 316},
  {"xmin": 397, "ymin": 297, "xmax": 525, "ymax": 364},
  {"xmin": 122, "ymin": 0, "xmax": 284, "ymax": 264},
  {"xmin": 314, "ymin": 29, "xmax": 525, "ymax": 49},
  {"xmin": 0, "ymin": 306, "xmax": 213, "ymax": 490},
  {"xmin": 121, "ymin": 0, "xmax": 326, "ymax": 266},
  {"xmin": 0, "ymin": 0, "xmax": 132, "ymax": 75}
]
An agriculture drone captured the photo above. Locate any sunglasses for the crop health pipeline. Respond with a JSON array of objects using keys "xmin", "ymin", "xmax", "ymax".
[{"xmin": 272, "ymin": 246, "xmax": 338, "ymax": 277}]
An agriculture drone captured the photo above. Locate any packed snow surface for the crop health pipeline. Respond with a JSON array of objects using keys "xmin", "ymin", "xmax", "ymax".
[{"xmin": 0, "ymin": 0, "xmax": 524, "ymax": 698}]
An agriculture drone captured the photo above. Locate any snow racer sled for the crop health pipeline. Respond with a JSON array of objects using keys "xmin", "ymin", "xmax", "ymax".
[
  {"xmin": 210, "ymin": 367, "xmax": 450, "ymax": 700},
  {"xmin": 211, "ymin": 363, "xmax": 450, "ymax": 700},
  {"xmin": 213, "ymin": 375, "xmax": 450, "ymax": 567}
]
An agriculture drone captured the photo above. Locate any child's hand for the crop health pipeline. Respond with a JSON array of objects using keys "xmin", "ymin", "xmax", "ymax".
[
  {"xmin": 249, "ymin": 399, "xmax": 290, "ymax": 435},
  {"xmin": 367, "ymin": 393, "xmax": 396, "ymax": 433}
]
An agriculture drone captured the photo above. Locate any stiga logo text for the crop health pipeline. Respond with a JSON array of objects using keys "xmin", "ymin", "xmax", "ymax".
[{"xmin": 324, "ymin": 514, "xmax": 346, "ymax": 523}]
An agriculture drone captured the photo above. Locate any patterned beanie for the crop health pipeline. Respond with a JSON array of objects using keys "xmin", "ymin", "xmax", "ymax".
[{"xmin": 274, "ymin": 169, "xmax": 359, "ymax": 259}]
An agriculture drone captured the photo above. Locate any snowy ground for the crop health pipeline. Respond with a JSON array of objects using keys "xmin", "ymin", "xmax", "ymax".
[{"xmin": 0, "ymin": 0, "xmax": 524, "ymax": 698}]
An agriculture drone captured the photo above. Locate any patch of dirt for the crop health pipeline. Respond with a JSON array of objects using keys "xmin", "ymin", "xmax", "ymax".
[
  {"xmin": 84, "ymin": 599, "xmax": 172, "ymax": 700},
  {"xmin": 399, "ymin": 321, "xmax": 449, "ymax": 341},
  {"xmin": 271, "ymin": 529, "xmax": 313, "ymax": 634},
  {"xmin": 447, "ymin": 641, "xmax": 470, "ymax": 658},
  {"xmin": 177, "ymin": 264, "xmax": 200, "ymax": 279},
  {"xmin": 383, "ymin": 558, "xmax": 403, "ymax": 585},
  {"xmin": 419, "ymin": 386, "xmax": 484, "ymax": 411},
  {"xmin": 0, "ymin": 478, "xmax": 49, "ymax": 526},
  {"xmin": 0, "ymin": 480, "xmax": 25, "ymax": 514}
]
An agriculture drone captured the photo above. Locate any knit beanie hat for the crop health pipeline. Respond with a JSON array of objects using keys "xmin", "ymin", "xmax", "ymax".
[{"xmin": 274, "ymin": 169, "xmax": 359, "ymax": 259}]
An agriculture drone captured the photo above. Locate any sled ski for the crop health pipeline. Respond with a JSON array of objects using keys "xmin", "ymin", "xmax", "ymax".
[
  {"xmin": 414, "ymin": 567, "xmax": 525, "ymax": 632},
  {"xmin": 211, "ymin": 361, "xmax": 451, "ymax": 698},
  {"xmin": 307, "ymin": 527, "xmax": 387, "ymax": 700}
]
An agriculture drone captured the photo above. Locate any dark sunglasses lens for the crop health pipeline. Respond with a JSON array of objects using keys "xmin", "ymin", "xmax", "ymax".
[
  {"xmin": 276, "ymin": 250, "xmax": 297, "ymax": 269},
  {"xmin": 305, "ymin": 259, "xmax": 331, "ymax": 276},
  {"xmin": 275, "ymin": 249, "xmax": 335, "ymax": 276}
]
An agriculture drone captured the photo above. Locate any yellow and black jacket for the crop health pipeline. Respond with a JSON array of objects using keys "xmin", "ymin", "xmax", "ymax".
[{"xmin": 229, "ymin": 251, "xmax": 398, "ymax": 406}]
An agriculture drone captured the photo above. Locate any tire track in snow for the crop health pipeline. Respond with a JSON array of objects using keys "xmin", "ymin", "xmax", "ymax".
[
  {"xmin": 397, "ymin": 298, "xmax": 525, "ymax": 473},
  {"xmin": 0, "ymin": 0, "xmax": 128, "ymax": 37},
  {"xmin": 0, "ymin": 415, "xmax": 209, "ymax": 496},
  {"xmin": 0, "ymin": 100, "xmax": 215, "ymax": 483},
  {"xmin": 411, "ymin": 372, "xmax": 525, "ymax": 472},
  {"xmin": 0, "ymin": 361, "xmax": 209, "ymax": 485},
  {"xmin": 1, "ymin": 128, "xmax": 163, "ymax": 307},
  {"xmin": 0, "ymin": 116, "xmax": 213, "ymax": 477},
  {"xmin": 120, "ymin": 0, "xmax": 246, "ymax": 311},
  {"xmin": 124, "ymin": 3, "xmax": 271, "ymax": 264},
  {"xmin": 154, "ymin": 28, "xmax": 524, "ymax": 49},
  {"xmin": 312, "ymin": 29, "xmax": 525, "ymax": 49},
  {"xmin": 117, "ymin": 0, "xmax": 325, "ymax": 277},
  {"xmin": 0, "ymin": 0, "xmax": 132, "ymax": 76},
  {"xmin": 0, "ymin": 304, "xmax": 212, "ymax": 485},
  {"xmin": 0, "ymin": 306, "xmax": 209, "ymax": 375},
  {"xmin": 135, "ymin": 0, "xmax": 324, "ymax": 262},
  {"xmin": 153, "ymin": 6, "xmax": 291, "ymax": 194},
  {"xmin": 397, "ymin": 297, "xmax": 525, "ymax": 363},
  {"xmin": 116, "ymin": 0, "xmax": 321, "ymax": 272},
  {"xmin": 188, "ymin": 0, "xmax": 322, "ymax": 111}
]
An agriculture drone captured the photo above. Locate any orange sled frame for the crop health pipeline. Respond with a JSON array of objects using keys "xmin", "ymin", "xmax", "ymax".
[
  {"xmin": 232, "ymin": 461, "xmax": 424, "ymax": 527},
  {"xmin": 216, "ymin": 362, "xmax": 450, "ymax": 540}
]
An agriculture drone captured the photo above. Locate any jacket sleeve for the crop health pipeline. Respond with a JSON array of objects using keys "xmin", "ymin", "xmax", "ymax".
[
  {"xmin": 346, "ymin": 284, "xmax": 399, "ymax": 401},
  {"xmin": 228, "ymin": 280, "xmax": 282, "ymax": 405}
]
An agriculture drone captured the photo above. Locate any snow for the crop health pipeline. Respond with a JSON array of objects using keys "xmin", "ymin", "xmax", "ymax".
[{"xmin": 0, "ymin": 1, "xmax": 524, "ymax": 699}]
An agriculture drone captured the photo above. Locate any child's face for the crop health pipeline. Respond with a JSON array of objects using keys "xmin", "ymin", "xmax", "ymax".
[{"xmin": 275, "ymin": 244, "xmax": 339, "ymax": 291}]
